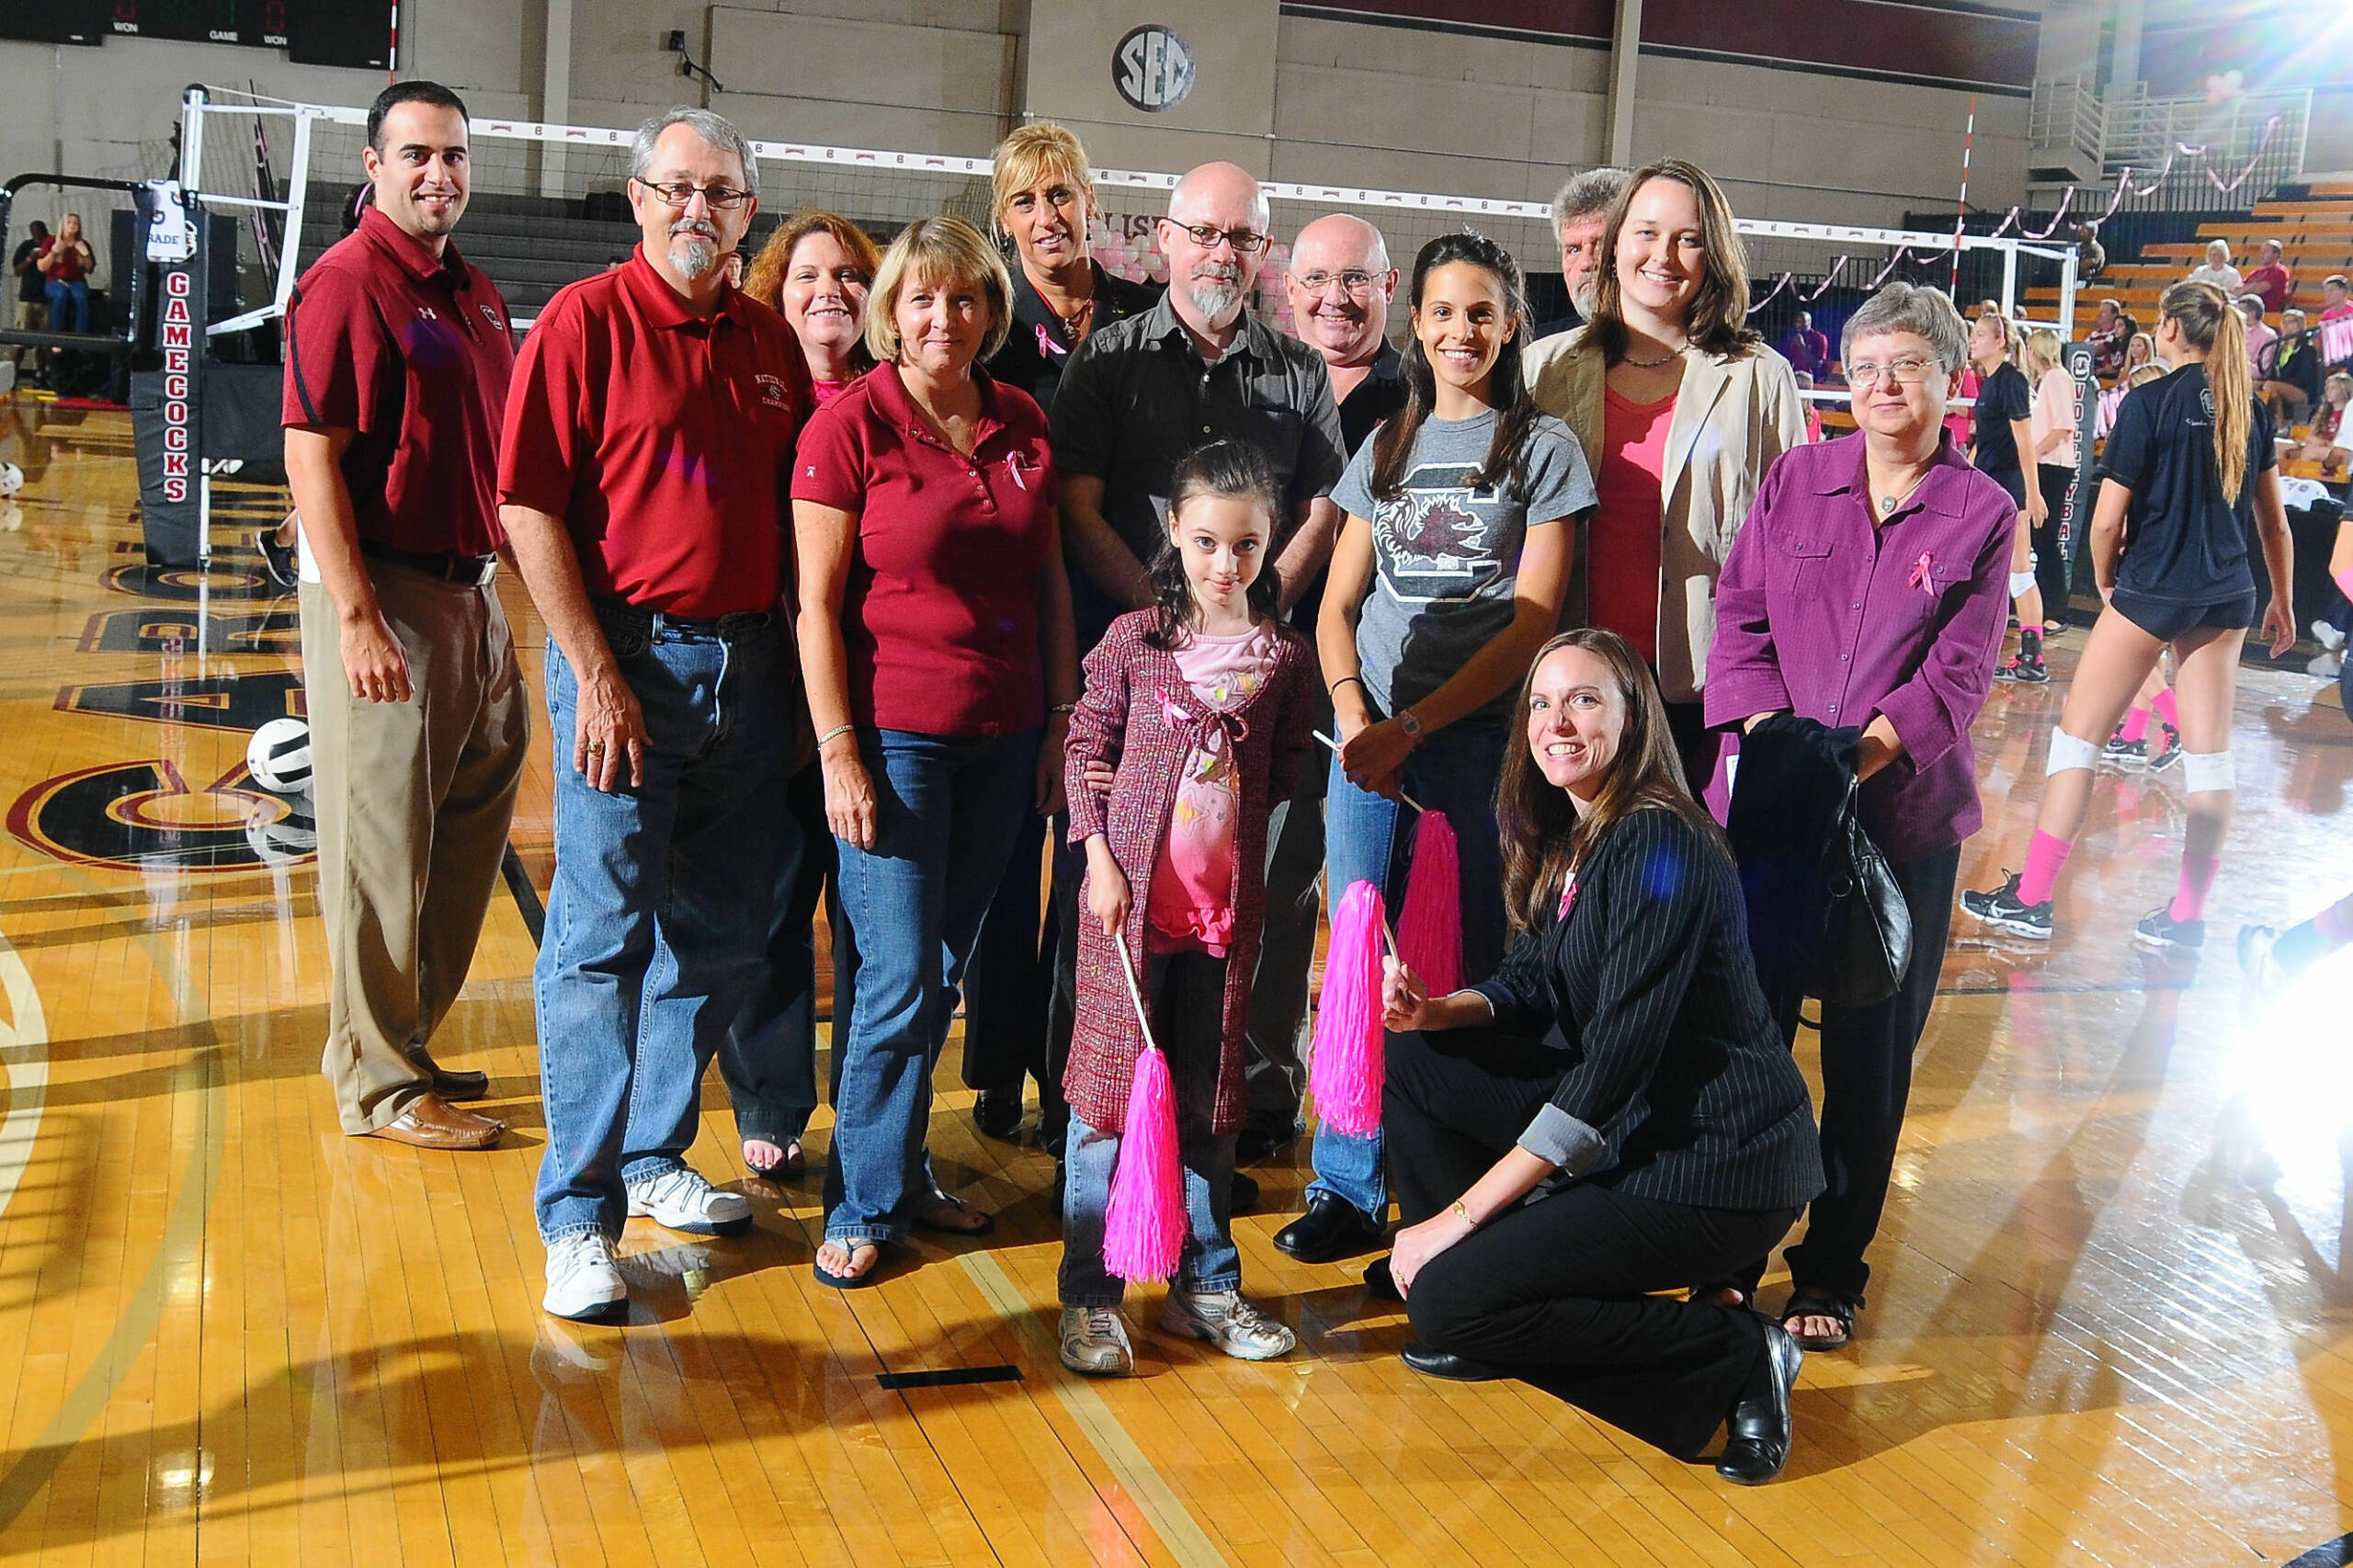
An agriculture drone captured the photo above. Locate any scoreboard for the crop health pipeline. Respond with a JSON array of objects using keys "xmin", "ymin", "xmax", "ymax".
[{"xmin": 0, "ymin": 0, "xmax": 393, "ymax": 67}]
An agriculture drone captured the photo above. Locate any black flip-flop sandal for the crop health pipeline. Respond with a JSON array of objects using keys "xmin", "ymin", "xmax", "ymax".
[
  {"xmin": 907, "ymin": 1189, "xmax": 996, "ymax": 1238},
  {"xmin": 1780, "ymin": 1286, "xmax": 1859, "ymax": 1350},
  {"xmin": 745, "ymin": 1140, "xmax": 805, "ymax": 1181},
  {"xmin": 813, "ymin": 1238, "xmax": 886, "ymax": 1290}
]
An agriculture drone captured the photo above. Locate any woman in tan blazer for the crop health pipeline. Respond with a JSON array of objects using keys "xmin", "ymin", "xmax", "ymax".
[{"xmin": 1523, "ymin": 158, "xmax": 1805, "ymax": 790}]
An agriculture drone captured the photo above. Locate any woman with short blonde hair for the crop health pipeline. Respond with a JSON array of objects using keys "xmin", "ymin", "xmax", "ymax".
[
  {"xmin": 965, "ymin": 122, "xmax": 1162, "ymax": 1150},
  {"xmin": 2024, "ymin": 325, "xmax": 2079, "ymax": 625},
  {"xmin": 791, "ymin": 210, "xmax": 1078, "ymax": 1287}
]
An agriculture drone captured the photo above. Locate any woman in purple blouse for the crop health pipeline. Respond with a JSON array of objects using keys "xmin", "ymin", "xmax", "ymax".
[{"xmin": 1703, "ymin": 283, "xmax": 2016, "ymax": 1352}]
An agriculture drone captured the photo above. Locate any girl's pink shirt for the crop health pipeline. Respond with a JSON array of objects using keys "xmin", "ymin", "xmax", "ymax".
[{"xmin": 1145, "ymin": 620, "xmax": 1281, "ymax": 954}]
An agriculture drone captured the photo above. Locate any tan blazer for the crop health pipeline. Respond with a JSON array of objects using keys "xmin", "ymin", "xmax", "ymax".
[{"xmin": 1522, "ymin": 326, "xmax": 1806, "ymax": 701}]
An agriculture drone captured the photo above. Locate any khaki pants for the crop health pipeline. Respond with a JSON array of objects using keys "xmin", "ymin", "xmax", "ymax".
[
  {"xmin": 301, "ymin": 564, "xmax": 529, "ymax": 1133},
  {"xmin": 9, "ymin": 300, "xmax": 42, "ymax": 366}
]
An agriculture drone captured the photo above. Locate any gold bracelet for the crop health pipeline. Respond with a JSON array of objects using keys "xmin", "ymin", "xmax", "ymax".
[
  {"xmin": 1450, "ymin": 1199, "xmax": 1473, "ymax": 1228},
  {"xmin": 816, "ymin": 723, "xmax": 855, "ymax": 750}
]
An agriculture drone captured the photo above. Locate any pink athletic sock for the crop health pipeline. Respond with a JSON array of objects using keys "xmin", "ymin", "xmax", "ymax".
[
  {"xmin": 2018, "ymin": 831, "xmax": 2073, "ymax": 906},
  {"xmin": 2153, "ymin": 687, "xmax": 2179, "ymax": 729},
  {"xmin": 2169, "ymin": 852, "xmax": 2222, "ymax": 922},
  {"xmin": 2120, "ymin": 706, "xmax": 2151, "ymax": 743}
]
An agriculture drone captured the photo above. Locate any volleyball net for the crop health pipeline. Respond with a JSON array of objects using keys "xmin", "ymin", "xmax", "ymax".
[{"xmin": 179, "ymin": 84, "xmax": 2083, "ymax": 384}]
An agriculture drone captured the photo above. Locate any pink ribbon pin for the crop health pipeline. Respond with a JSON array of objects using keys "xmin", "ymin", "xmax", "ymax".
[
  {"xmin": 1556, "ymin": 872, "xmax": 1580, "ymax": 922},
  {"xmin": 1909, "ymin": 551, "xmax": 1936, "ymax": 597},
  {"xmin": 1037, "ymin": 322, "xmax": 1067, "ymax": 358}
]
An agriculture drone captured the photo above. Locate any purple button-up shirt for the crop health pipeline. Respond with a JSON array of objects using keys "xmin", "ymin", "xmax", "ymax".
[{"xmin": 1706, "ymin": 430, "xmax": 2015, "ymax": 862}]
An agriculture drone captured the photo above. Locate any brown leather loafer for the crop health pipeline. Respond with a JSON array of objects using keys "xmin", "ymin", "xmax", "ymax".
[
  {"xmin": 429, "ymin": 1067, "xmax": 492, "ymax": 1102},
  {"xmin": 363, "ymin": 1093, "xmax": 505, "ymax": 1151}
]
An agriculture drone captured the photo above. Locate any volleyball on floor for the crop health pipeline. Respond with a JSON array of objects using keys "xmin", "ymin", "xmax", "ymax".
[
  {"xmin": 0, "ymin": 461, "xmax": 22, "ymax": 499},
  {"xmin": 247, "ymin": 718, "xmax": 314, "ymax": 793}
]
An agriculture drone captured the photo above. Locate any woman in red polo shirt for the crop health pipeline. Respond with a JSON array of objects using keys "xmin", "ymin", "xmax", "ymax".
[
  {"xmin": 745, "ymin": 210, "xmax": 880, "ymax": 406},
  {"xmin": 793, "ymin": 216, "xmax": 1081, "ymax": 1288}
]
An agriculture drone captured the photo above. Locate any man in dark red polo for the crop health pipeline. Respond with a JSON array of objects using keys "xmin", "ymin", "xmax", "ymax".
[
  {"xmin": 284, "ymin": 79, "xmax": 525, "ymax": 1153},
  {"xmin": 499, "ymin": 106, "xmax": 811, "ymax": 1322}
]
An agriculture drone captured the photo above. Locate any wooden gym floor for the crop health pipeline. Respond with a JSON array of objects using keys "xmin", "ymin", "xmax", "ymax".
[{"xmin": 0, "ymin": 392, "xmax": 2349, "ymax": 1567}]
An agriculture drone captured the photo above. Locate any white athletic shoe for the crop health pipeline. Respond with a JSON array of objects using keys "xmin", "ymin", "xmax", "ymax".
[
  {"xmin": 2308, "ymin": 651, "xmax": 2344, "ymax": 679},
  {"xmin": 1059, "ymin": 1305, "xmax": 1135, "ymax": 1375},
  {"xmin": 1158, "ymin": 1289, "xmax": 1298, "ymax": 1360},
  {"xmin": 626, "ymin": 1165, "xmax": 753, "ymax": 1234},
  {"xmin": 2312, "ymin": 619, "xmax": 2347, "ymax": 654},
  {"xmin": 543, "ymin": 1233, "xmax": 628, "ymax": 1321}
]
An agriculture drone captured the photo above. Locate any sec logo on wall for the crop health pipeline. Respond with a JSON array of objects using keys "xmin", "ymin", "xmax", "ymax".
[{"xmin": 1113, "ymin": 24, "xmax": 1194, "ymax": 113}]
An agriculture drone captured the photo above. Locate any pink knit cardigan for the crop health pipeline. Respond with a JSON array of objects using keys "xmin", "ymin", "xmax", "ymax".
[{"xmin": 1062, "ymin": 609, "xmax": 1315, "ymax": 1134}]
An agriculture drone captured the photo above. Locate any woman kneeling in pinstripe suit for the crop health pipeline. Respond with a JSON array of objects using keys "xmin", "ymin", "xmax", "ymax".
[{"xmin": 1370, "ymin": 628, "xmax": 1824, "ymax": 1485}]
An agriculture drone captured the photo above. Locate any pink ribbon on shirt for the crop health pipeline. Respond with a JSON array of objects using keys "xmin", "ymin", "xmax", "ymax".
[
  {"xmin": 1908, "ymin": 551, "xmax": 1936, "ymax": 597},
  {"xmin": 1556, "ymin": 872, "xmax": 1580, "ymax": 922},
  {"xmin": 1156, "ymin": 687, "xmax": 1249, "ymax": 754},
  {"xmin": 1037, "ymin": 322, "xmax": 1067, "ymax": 358}
]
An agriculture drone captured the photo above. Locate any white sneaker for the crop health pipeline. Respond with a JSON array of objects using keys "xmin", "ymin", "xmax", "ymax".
[
  {"xmin": 2308, "ymin": 652, "xmax": 2344, "ymax": 679},
  {"xmin": 1059, "ymin": 1305, "xmax": 1134, "ymax": 1375},
  {"xmin": 543, "ymin": 1233, "xmax": 628, "ymax": 1321},
  {"xmin": 1157, "ymin": 1289, "xmax": 1298, "ymax": 1360},
  {"xmin": 626, "ymin": 1165, "xmax": 753, "ymax": 1233},
  {"xmin": 2312, "ymin": 619, "xmax": 2347, "ymax": 653}
]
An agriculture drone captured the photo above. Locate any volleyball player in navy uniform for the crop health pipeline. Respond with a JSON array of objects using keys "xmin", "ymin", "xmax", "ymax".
[{"xmin": 1964, "ymin": 281, "xmax": 2295, "ymax": 949}]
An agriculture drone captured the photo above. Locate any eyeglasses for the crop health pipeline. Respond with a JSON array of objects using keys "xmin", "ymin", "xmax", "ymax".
[
  {"xmin": 1845, "ymin": 356, "xmax": 1939, "ymax": 389},
  {"xmin": 1293, "ymin": 269, "xmax": 1379, "ymax": 297},
  {"xmin": 1165, "ymin": 221, "xmax": 1271, "ymax": 255},
  {"xmin": 639, "ymin": 180, "xmax": 753, "ymax": 211}
]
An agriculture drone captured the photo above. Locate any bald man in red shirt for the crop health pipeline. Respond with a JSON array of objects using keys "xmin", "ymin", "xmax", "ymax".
[{"xmin": 284, "ymin": 80, "xmax": 525, "ymax": 1153}]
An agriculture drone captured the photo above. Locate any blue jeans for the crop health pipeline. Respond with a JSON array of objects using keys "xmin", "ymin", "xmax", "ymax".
[
  {"xmin": 718, "ymin": 760, "xmax": 832, "ymax": 1146},
  {"xmin": 45, "ymin": 278, "xmax": 89, "ymax": 335},
  {"xmin": 823, "ymin": 726, "xmax": 1039, "ymax": 1244},
  {"xmin": 1306, "ymin": 719, "xmax": 1510, "ymax": 1219},
  {"xmin": 531, "ymin": 605, "xmax": 789, "ymax": 1243},
  {"xmin": 1060, "ymin": 950, "xmax": 1240, "ymax": 1305}
]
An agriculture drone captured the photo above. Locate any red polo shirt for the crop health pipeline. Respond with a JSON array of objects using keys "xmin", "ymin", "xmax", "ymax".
[
  {"xmin": 282, "ymin": 206, "xmax": 516, "ymax": 556},
  {"xmin": 793, "ymin": 363, "xmax": 1057, "ymax": 736},
  {"xmin": 497, "ymin": 248, "xmax": 811, "ymax": 618}
]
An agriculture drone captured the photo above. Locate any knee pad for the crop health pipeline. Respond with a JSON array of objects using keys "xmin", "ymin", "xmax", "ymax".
[
  {"xmin": 2181, "ymin": 749, "xmax": 2234, "ymax": 792},
  {"xmin": 2009, "ymin": 569, "xmax": 2040, "ymax": 598},
  {"xmin": 2044, "ymin": 727, "xmax": 2101, "ymax": 777}
]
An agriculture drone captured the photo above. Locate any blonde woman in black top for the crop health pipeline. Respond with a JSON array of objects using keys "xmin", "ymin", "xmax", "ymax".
[{"xmin": 1373, "ymin": 627, "xmax": 1823, "ymax": 1484}]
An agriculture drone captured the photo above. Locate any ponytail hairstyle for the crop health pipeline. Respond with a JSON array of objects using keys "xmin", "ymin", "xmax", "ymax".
[
  {"xmin": 1371, "ymin": 231, "xmax": 1540, "ymax": 503},
  {"xmin": 1143, "ymin": 438, "xmax": 1286, "ymax": 649},
  {"xmin": 2158, "ymin": 279, "xmax": 2251, "ymax": 504}
]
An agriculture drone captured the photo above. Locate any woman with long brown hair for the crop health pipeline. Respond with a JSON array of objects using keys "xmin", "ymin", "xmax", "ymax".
[
  {"xmin": 1963, "ymin": 281, "xmax": 2296, "ymax": 950},
  {"xmin": 1522, "ymin": 158, "xmax": 1806, "ymax": 791},
  {"xmin": 1370, "ymin": 628, "xmax": 1822, "ymax": 1484}
]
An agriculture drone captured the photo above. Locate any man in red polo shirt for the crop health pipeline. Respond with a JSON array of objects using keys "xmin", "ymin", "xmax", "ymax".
[
  {"xmin": 283, "ymin": 79, "xmax": 526, "ymax": 1153},
  {"xmin": 499, "ymin": 106, "xmax": 811, "ymax": 1322}
]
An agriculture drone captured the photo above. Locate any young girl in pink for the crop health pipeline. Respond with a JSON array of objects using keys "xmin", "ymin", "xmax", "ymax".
[{"xmin": 1056, "ymin": 440, "xmax": 1316, "ymax": 1376}]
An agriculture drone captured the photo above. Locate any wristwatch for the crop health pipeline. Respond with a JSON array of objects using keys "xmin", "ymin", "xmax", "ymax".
[{"xmin": 1398, "ymin": 709, "xmax": 1426, "ymax": 747}]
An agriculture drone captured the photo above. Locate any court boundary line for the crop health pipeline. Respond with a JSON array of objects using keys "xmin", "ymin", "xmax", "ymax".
[
  {"xmin": 0, "ymin": 926, "xmax": 51, "ymax": 1227},
  {"xmin": 959, "ymin": 1251, "xmax": 1235, "ymax": 1568}
]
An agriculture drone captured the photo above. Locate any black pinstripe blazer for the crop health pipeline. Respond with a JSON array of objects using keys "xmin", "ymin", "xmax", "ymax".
[{"xmin": 1471, "ymin": 805, "xmax": 1825, "ymax": 1211}]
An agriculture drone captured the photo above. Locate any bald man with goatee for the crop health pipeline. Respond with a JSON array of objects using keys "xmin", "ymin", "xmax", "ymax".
[{"xmin": 1042, "ymin": 163, "xmax": 1349, "ymax": 1203}]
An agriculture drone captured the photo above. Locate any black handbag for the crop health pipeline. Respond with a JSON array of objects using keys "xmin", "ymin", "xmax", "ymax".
[{"xmin": 1804, "ymin": 778, "xmax": 1913, "ymax": 1009}]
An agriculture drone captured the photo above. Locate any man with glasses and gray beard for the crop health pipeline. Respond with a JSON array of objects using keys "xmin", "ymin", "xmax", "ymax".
[
  {"xmin": 497, "ymin": 107, "xmax": 812, "ymax": 1321},
  {"xmin": 1046, "ymin": 161, "xmax": 1348, "ymax": 1210}
]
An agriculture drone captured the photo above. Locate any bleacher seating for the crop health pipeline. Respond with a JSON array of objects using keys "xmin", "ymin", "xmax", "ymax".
[
  {"xmin": 297, "ymin": 192, "xmax": 797, "ymax": 319},
  {"xmin": 2029, "ymin": 181, "xmax": 2353, "ymax": 326}
]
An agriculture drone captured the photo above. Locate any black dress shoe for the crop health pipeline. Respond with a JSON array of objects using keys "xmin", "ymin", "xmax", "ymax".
[
  {"xmin": 1716, "ymin": 1321, "xmax": 1803, "ymax": 1485},
  {"xmin": 430, "ymin": 1067, "xmax": 490, "ymax": 1102},
  {"xmin": 1272, "ymin": 1194, "xmax": 1384, "ymax": 1263},
  {"xmin": 1401, "ymin": 1342, "xmax": 1501, "ymax": 1381},
  {"xmin": 1229, "ymin": 1169, "xmax": 1259, "ymax": 1214},
  {"xmin": 972, "ymin": 1088, "xmax": 1024, "ymax": 1142},
  {"xmin": 1362, "ymin": 1255, "xmax": 1402, "ymax": 1302},
  {"xmin": 1235, "ymin": 1119, "xmax": 1304, "ymax": 1164}
]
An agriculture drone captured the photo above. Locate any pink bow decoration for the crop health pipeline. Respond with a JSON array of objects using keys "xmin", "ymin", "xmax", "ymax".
[{"xmin": 1909, "ymin": 551, "xmax": 1936, "ymax": 597}]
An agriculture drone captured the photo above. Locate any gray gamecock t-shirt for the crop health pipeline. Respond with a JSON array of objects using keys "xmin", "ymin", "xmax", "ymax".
[{"xmin": 1333, "ymin": 409, "xmax": 1595, "ymax": 722}]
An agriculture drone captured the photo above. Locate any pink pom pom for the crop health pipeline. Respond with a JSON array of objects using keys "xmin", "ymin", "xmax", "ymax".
[
  {"xmin": 1103, "ymin": 1043, "xmax": 1185, "ymax": 1282},
  {"xmin": 1396, "ymin": 810, "xmax": 1462, "ymax": 997},
  {"xmin": 1311, "ymin": 880, "xmax": 1388, "ymax": 1137}
]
